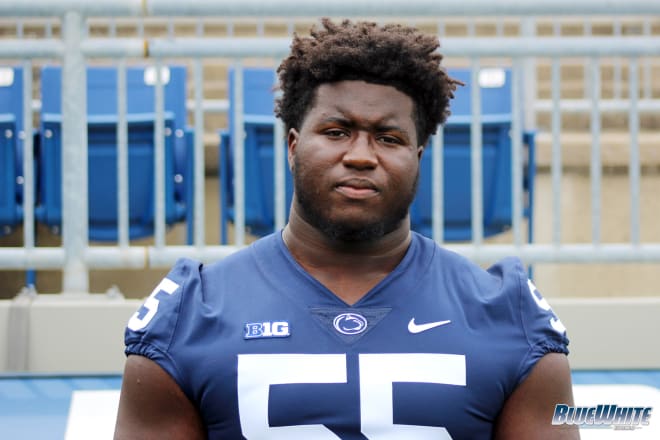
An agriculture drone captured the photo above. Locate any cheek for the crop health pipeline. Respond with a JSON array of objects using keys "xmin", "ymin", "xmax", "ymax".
[
  {"xmin": 296, "ymin": 147, "xmax": 339, "ymax": 177},
  {"xmin": 294, "ymin": 151, "xmax": 335, "ymax": 194},
  {"xmin": 384, "ymin": 155, "xmax": 420, "ymax": 189}
]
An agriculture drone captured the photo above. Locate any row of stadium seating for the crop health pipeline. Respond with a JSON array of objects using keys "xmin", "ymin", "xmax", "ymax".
[
  {"xmin": 0, "ymin": 65, "xmax": 193, "ymax": 242},
  {"xmin": 1, "ymin": 64, "xmax": 534, "ymax": 245},
  {"xmin": 219, "ymin": 67, "xmax": 536, "ymax": 243}
]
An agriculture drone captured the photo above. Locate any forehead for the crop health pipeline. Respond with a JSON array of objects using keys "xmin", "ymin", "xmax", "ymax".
[{"xmin": 306, "ymin": 80, "xmax": 416, "ymax": 127}]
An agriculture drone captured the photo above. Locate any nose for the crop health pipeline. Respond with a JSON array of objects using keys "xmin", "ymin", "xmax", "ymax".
[{"xmin": 342, "ymin": 132, "xmax": 377, "ymax": 169}]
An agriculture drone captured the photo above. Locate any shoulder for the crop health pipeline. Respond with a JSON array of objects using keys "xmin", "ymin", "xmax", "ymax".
[
  {"xmin": 417, "ymin": 231, "xmax": 527, "ymax": 299},
  {"xmin": 423, "ymin": 236, "xmax": 570, "ymax": 355},
  {"xmin": 123, "ymin": 234, "xmax": 280, "ymax": 353},
  {"xmin": 124, "ymin": 257, "xmax": 204, "ymax": 349},
  {"xmin": 202, "ymin": 232, "xmax": 281, "ymax": 277},
  {"xmin": 413, "ymin": 231, "xmax": 524, "ymax": 274}
]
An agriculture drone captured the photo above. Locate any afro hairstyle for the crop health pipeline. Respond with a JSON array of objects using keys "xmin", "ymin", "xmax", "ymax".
[{"xmin": 275, "ymin": 18, "xmax": 461, "ymax": 146}]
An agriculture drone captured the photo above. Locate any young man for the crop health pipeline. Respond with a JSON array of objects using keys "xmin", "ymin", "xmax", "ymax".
[{"xmin": 114, "ymin": 19, "xmax": 578, "ymax": 439}]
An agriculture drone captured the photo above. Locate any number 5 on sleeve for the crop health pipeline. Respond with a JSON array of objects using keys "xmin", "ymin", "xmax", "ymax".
[{"xmin": 128, "ymin": 278, "xmax": 180, "ymax": 331}]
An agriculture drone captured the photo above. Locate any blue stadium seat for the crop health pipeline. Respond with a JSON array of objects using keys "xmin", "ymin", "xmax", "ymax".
[
  {"xmin": 36, "ymin": 65, "xmax": 193, "ymax": 241},
  {"xmin": 219, "ymin": 67, "xmax": 293, "ymax": 243},
  {"xmin": 410, "ymin": 68, "xmax": 536, "ymax": 241},
  {"xmin": 219, "ymin": 67, "xmax": 535, "ymax": 243},
  {"xmin": 0, "ymin": 66, "xmax": 24, "ymax": 236}
]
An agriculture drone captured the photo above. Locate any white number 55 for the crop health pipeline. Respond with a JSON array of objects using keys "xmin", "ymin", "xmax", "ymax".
[{"xmin": 237, "ymin": 353, "xmax": 465, "ymax": 439}]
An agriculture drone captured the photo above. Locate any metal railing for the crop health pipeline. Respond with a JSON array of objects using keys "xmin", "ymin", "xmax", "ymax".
[{"xmin": 0, "ymin": 0, "xmax": 659, "ymax": 294}]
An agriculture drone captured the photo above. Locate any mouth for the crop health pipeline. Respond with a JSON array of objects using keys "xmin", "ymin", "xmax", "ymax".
[{"xmin": 335, "ymin": 178, "xmax": 379, "ymax": 200}]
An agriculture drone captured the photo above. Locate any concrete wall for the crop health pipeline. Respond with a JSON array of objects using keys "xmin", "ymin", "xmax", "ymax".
[
  {"xmin": 1, "ymin": 295, "xmax": 141, "ymax": 373},
  {"xmin": 552, "ymin": 297, "xmax": 660, "ymax": 370},
  {"xmin": 0, "ymin": 296, "xmax": 658, "ymax": 373},
  {"xmin": 0, "ymin": 301, "xmax": 9, "ymax": 371}
]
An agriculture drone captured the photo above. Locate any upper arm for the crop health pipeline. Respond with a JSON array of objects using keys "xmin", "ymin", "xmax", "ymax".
[
  {"xmin": 114, "ymin": 355, "xmax": 206, "ymax": 440},
  {"xmin": 494, "ymin": 352, "xmax": 580, "ymax": 440}
]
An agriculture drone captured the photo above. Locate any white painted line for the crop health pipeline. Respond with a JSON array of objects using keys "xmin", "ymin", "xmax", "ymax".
[
  {"xmin": 64, "ymin": 390, "xmax": 120, "ymax": 440},
  {"xmin": 61, "ymin": 385, "xmax": 659, "ymax": 438}
]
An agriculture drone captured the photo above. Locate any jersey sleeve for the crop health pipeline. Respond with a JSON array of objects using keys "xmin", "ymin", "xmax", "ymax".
[
  {"xmin": 512, "ymin": 259, "xmax": 570, "ymax": 383},
  {"xmin": 123, "ymin": 258, "xmax": 203, "ymax": 391}
]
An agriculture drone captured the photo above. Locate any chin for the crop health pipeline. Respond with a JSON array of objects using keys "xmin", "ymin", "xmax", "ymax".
[
  {"xmin": 318, "ymin": 216, "xmax": 402, "ymax": 242},
  {"xmin": 295, "ymin": 187, "xmax": 410, "ymax": 242}
]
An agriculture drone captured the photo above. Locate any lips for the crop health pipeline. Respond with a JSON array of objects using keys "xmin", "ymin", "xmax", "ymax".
[{"xmin": 335, "ymin": 178, "xmax": 379, "ymax": 199}]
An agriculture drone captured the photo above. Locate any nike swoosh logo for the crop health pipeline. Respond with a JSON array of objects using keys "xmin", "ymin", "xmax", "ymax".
[{"xmin": 408, "ymin": 318, "xmax": 451, "ymax": 334}]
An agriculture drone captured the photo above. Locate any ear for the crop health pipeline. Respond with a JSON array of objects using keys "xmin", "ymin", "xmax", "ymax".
[
  {"xmin": 287, "ymin": 128, "xmax": 299, "ymax": 171},
  {"xmin": 417, "ymin": 145, "xmax": 424, "ymax": 161}
]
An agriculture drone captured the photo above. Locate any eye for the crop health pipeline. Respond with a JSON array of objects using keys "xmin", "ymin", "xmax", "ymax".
[
  {"xmin": 324, "ymin": 128, "xmax": 349, "ymax": 139},
  {"xmin": 377, "ymin": 134, "xmax": 403, "ymax": 146}
]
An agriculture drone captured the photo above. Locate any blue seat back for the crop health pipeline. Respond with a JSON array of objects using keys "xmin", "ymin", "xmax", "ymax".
[
  {"xmin": 37, "ymin": 65, "xmax": 188, "ymax": 241},
  {"xmin": 409, "ymin": 67, "xmax": 526, "ymax": 241},
  {"xmin": 229, "ymin": 67, "xmax": 277, "ymax": 116},
  {"xmin": 40, "ymin": 65, "xmax": 187, "ymax": 128},
  {"xmin": 0, "ymin": 66, "xmax": 23, "ymax": 233},
  {"xmin": 220, "ymin": 67, "xmax": 293, "ymax": 240},
  {"xmin": 442, "ymin": 68, "xmax": 512, "ymax": 123},
  {"xmin": 410, "ymin": 124, "xmax": 514, "ymax": 240},
  {"xmin": 41, "ymin": 65, "xmax": 191, "ymax": 206}
]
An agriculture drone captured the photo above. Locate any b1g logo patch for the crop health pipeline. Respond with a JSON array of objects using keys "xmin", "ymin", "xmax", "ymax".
[
  {"xmin": 333, "ymin": 313, "xmax": 368, "ymax": 335},
  {"xmin": 244, "ymin": 321, "xmax": 290, "ymax": 339}
]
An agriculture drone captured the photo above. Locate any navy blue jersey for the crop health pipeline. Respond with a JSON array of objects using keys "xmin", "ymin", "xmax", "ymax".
[{"xmin": 125, "ymin": 231, "xmax": 569, "ymax": 439}]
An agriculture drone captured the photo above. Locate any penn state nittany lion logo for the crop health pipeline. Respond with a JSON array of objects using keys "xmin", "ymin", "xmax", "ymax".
[{"xmin": 333, "ymin": 313, "xmax": 368, "ymax": 335}]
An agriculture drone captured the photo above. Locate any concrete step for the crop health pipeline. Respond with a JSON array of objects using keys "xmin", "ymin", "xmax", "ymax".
[
  {"xmin": 4, "ymin": 16, "xmax": 659, "ymax": 39},
  {"xmin": 535, "ymin": 113, "xmax": 660, "ymax": 131},
  {"xmin": 535, "ymin": 131, "xmax": 660, "ymax": 168}
]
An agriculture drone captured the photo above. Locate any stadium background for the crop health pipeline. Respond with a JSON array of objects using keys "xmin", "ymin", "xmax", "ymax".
[{"xmin": 0, "ymin": 1, "xmax": 658, "ymax": 438}]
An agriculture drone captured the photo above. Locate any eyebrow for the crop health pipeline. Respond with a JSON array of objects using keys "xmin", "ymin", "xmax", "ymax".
[{"xmin": 319, "ymin": 116, "xmax": 412, "ymax": 138}]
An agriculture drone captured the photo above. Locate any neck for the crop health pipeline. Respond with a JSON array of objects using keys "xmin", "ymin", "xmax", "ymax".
[{"xmin": 283, "ymin": 208, "xmax": 411, "ymax": 275}]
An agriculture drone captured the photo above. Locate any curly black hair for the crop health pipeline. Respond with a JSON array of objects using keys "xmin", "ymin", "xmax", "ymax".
[{"xmin": 275, "ymin": 18, "xmax": 461, "ymax": 146}]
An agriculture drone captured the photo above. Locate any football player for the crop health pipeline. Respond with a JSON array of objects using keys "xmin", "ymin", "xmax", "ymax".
[{"xmin": 115, "ymin": 18, "xmax": 578, "ymax": 439}]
